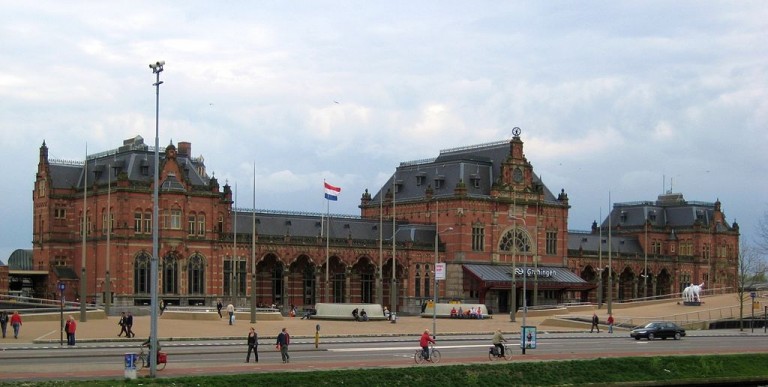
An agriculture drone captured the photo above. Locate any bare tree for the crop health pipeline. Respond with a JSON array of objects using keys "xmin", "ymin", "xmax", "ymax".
[
  {"xmin": 757, "ymin": 208, "xmax": 768, "ymax": 255},
  {"xmin": 737, "ymin": 242, "xmax": 766, "ymax": 331}
]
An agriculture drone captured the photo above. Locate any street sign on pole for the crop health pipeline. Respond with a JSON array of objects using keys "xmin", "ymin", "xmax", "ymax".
[
  {"xmin": 435, "ymin": 263, "xmax": 446, "ymax": 280},
  {"xmin": 58, "ymin": 282, "xmax": 65, "ymax": 346}
]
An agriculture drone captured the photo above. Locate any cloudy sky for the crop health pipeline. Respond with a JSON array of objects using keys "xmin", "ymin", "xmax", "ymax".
[{"xmin": 1, "ymin": 1, "xmax": 766, "ymax": 262}]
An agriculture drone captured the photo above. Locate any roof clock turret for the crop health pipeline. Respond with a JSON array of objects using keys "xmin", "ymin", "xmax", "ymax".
[
  {"xmin": 165, "ymin": 141, "xmax": 177, "ymax": 160},
  {"xmin": 500, "ymin": 127, "xmax": 533, "ymax": 189}
]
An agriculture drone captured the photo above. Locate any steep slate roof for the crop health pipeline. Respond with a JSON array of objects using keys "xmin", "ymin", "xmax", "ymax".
[
  {"xmin": 600, "ymin": 193, "xmax": 729, "ymax": 230},
  {"xmin": 568, "ymin": 193, "xmax": 733, "ymax": 255},
  {"xmin": 48, "ymin": 136, "xmax": 210, "ymax": 190},
  {"xmin": 370, "ymin": 140, "xmax": 559, "ymax": 205},
  {"xmin": 233, "ymin": 209, "xmax": 438, "ymax": 245},
  {"xmin": 567, "ymin": 231, "xmax": 643, "ymax": 256}
]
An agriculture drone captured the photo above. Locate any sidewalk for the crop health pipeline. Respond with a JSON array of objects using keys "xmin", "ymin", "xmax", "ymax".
[{"xmin": 0, "ymin": 293, "xmax": 754, "ymax": 346}]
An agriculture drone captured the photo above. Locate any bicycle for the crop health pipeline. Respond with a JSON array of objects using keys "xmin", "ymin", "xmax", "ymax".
[
  {"xmin": 414, "ymin": 344, "xmax": 441, "ymax": 364},
  {"xmin": 137, "ymin": 346, "xmax": 167, "ymax": 371},
  {"xmin": 488, "ymin": 343, "xmax": 512, "ymax": 361}
]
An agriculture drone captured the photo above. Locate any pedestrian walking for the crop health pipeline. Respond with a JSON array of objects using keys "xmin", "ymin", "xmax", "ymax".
[
  {"xmin": 65, "ymin": 315, "xmax": 77, "ymax": 345},
  {"xmin": 590, "ymin": 312, "xmax": 600, "ymax": 333},
  {"xmin": 276, "ymin": 327, "xmax": 290, "ymax": 363},
  {"xmin": 10, "ymin": 311, "xmax": 22, "ymax": 339},
  {"xmin": 0, "ymin": 311, "xmax": 8, "ymax": 338},
  {"xmin": 117, "ymin": 311, "xmax": 129, "ymax": 337},
  {"xmin": 216, "ymin": 299, "xmax": 223, "ymax": 319},
  {"xmin": 607, "ymin": 314, "xmax": 615, "ymax": 334},
  {"xmin": 246, "ymin": 327, "xmax": 259, "ymax": 363},
  {"xmin": 159, "ymin": 299, "xmax": 166, "ymax": 316},
  {"xmin": 227, "ymin": 303, "xmax": 235, "ymax": 325},
  {"xmin": 126, "ymin": 311, "xmax": 135, "ymax": 338}
]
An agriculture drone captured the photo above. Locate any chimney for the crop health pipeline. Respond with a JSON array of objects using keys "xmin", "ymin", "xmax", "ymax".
[{"xmin": 178, "ymin": 141, "xmax": 191, "ymax": 157}]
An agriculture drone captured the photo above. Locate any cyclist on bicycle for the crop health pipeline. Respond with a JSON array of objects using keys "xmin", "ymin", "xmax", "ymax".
[
  {"xmin": 140, "ymin": 336, "xmax": 162, "ymax": 366},
  {"xmin": 420, "ymin": 328, "xmax": 435, "ymax": 360},
  {"xmin": 492, "ymin": 329, "xmax": 507, "ymax": 357}
]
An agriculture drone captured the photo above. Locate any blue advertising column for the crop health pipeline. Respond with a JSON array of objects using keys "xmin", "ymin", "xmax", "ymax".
[
  {"xmin": 124, "ymin": 353, "xmax": 138, "ymax": 379},
  {"xmin": 521, "ymin": 326, "xmax": 537, "ymax": 355}
]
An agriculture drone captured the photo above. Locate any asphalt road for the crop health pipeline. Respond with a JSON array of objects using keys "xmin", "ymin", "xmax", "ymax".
[{"xmin": 2, "ymin": 332, "xmax": 768, "ymax": 381}]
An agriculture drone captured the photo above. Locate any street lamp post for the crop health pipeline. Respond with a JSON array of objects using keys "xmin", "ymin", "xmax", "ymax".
[
  {"xmin": 597, "ymin": 209, "xmax": 603, "ymax": 309},
  {"xmin": 607, "ymin": 192, "xmax": 613, "ymax": 315},
  {"xmin": 148, "ymin": 60, "xmax": 164, "ymax": 377},
  {"xmin": 390, "ymin": 173, "xmax": 397, "ymax": 316},
  {"xmin": 509, "ymin": 214, "xmax": 526, "ymax": 322},
  {"xmin": 644, "ymin": 216, "xmax": 648, "ymax": 299},
  {"xmin": 522, "ymin": 255, "xmax": 528, "ymax": 355},
  {"xmin": 432, "ymin": 199, "xmax": 452, "ymax": 337},
  {"xmin": 511, "ymin": 251, "xmax": 516, "ymax": 322}
]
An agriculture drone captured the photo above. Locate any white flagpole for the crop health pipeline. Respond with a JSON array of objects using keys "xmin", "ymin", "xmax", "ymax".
[
  {"xmin": 325, "ymin": 181, "xmax": 330, "ymax": 303},
  {"xmin": 250, "ymin": 162, "xmax": 257, "ymax": 323},
  {"xmin": 232, "ymin": 183, "xmax": 237, "ymax": 302},
  {"xmin": 105, "ymin": 163, "xmax": 111, "ymax": 315},
  {"xmin": 80, "ymin": 144, "xmax": 88, "ymax": 322}
]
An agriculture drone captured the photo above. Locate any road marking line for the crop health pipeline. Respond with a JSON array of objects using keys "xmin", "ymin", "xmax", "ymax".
[
  {"xmin": 329, "ymin": 344, "xmax": 499, "ymax": 352},
  {"xmin": 35, "ymin": 330, "xmax": 59, "ymax": 342}
]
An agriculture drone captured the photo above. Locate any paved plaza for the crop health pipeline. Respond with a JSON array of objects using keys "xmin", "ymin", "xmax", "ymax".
[{"xmin": 0, "ymin": 293, "xmax": 754, "ymax": 345}]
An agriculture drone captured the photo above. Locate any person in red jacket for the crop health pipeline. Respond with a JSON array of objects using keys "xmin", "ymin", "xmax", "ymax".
[
  {"xmin": 65, "ymin": 315, "xmax": 77, "ymax": 345},
  {"xmin": 10, "ymin": 311, "xmax": 22, "ymax": 339},
  {"xmin": 419, "ymin": 328, "xmax": 436, "ymax": 361},
  {"xmin": 607, "ymin": 314, "xmax": 615, "ymax": 334}
]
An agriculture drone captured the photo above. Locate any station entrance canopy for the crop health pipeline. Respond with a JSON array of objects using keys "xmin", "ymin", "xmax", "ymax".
[{"xmin": 462, "ymin": 263, "xmax": 595, "ymax": 291}]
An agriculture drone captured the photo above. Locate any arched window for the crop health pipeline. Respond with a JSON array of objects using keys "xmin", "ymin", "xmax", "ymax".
[
  {"xmin": 163, "ymin": 254, "xmax": 178, "ymax": 294},
  {"xmin": 134, "ymin": 252, "xmax": 151, "ymax": 294},
  {"xmin": 272, "ymin": 264, "xmax": 284, "ymax": 304},
  {"xmin": 414, "ymin": 264, "xmax": 421, "ymax": 297},
  {"xmin": 499, "ymin": 227, "xmax": 532, "ymax": 253},
  {"xmin": 187, "ymin": 253, "xmax": 205, "ymax": 295},
  {"xmin": 303, "ymin": 265, "xmax": 316, "ymax": 305},
  {"xmin": 197, "ymin": 213, "xmax": 206, "ymax": 237}
]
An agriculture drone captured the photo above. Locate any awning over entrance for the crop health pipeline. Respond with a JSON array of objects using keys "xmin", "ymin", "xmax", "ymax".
[{"xmin": 463, "ymin": 264, "xmax": 595, "ymax": 291}]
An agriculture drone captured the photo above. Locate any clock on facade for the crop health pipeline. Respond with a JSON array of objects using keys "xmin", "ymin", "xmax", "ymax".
[{"xmin": 513, "ymin": 167, "xmax": 523, "ymax": 183}]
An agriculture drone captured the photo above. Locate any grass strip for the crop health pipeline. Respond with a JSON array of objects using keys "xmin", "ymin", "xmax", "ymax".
[{"xmin": 6, "ymin": 353, "xmax": 768, "ymax": 387}]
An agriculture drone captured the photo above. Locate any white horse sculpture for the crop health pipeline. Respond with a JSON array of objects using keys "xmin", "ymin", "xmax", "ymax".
[
  {"xmin": 690, "ymin": 282, "xmax": 704, "ymax": 302},
  {"xmin": 682, "ymin": 282, "xmax": 705, "ymax": 302},
  {"xmin": 682, "ymin": 286, "xmax": 692, "ymax": 302}
]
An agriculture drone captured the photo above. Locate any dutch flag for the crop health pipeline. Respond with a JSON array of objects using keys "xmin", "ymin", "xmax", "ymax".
[{"xmin": 324, "ymin": 181, "xmax": 341, "ymax": 201}]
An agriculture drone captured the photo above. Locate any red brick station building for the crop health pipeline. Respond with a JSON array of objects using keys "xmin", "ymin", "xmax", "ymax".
[{"xmin": 3, "ymin": 131, "xmax": 739, "ymax": 315}]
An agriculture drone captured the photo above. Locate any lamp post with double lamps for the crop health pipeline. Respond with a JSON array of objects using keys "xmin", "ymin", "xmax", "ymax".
[{"xmin": 148, "ymin": 60, "xmax": 164, "ymax": 377}]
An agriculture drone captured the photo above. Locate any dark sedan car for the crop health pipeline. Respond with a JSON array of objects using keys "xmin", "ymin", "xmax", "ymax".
[{"xmin": 630, "ymin": 321, "xmax": 686, "ymax": 340}]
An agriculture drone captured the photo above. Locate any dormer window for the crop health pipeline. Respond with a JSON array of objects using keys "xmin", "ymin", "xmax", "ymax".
[
  {"xmin": 394, "ymin": 179, "xmax": 403, "ymax": 193},
  {"xmin": 648, "ymin": 210, "xmax": 657, "ymax": 221},
  {"xmin": 415, "ymin": 173, "xmax": 426, "ymax": 186},
  {"xmin": 620, "ymin": 211, "xmax": 627, "ymax": 222},
  {"xmin": 434, "ymin": 175, "xmax": 445, "ymax": 189},
  {"xmin": 470, "ymin": 174, "xmax": 481, "ymax": 188},
  {"xmin": 140, "ymin": 159, "xmax": 150, "ymax": 176}
]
